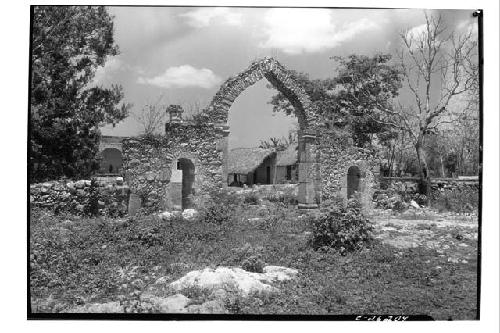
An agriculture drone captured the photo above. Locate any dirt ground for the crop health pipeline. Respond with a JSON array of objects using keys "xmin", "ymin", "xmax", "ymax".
[{"xmin": 370, "ymin": 208, "xmax": 478, "ymax": 265}]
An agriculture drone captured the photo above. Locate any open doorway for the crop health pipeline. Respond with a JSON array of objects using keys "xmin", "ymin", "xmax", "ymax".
[
  {"xmin": 177, "ymin": 158, "xmax": 195, "ymax": 209},
  {"xmin": 347, "ymin": 166, "xmax": 361, "ymax": 199}
]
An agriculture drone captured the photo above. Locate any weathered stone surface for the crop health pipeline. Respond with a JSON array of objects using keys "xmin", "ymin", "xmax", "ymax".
[
  {"xmin": 167, "ymin": 266, "xmax": 298, "ymax": 296},
  {"xmin": 30, "ymin": 179, "xmax": 130, "ymax": 217},
  {"xmin": 65, "ymin": 301, "xmax": 123, "ymax": 313},
  {"xmin": 140, "ymin": 293, "xmax": 190, "ymax": 313},
  {"xmin": 122, "ymin": 126, "xmax": 224, "ymax": 213}
]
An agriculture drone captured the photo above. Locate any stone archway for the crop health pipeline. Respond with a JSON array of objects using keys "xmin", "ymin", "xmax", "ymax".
[{"xmin": 205, "ymin": 57, "xmax": 319, "ymax": 209}]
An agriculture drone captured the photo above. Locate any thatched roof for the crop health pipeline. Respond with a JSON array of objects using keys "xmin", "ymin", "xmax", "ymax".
[
  {"xmin": 228, "ymin": 148, "xmax": 276, "ymax": 174},
  {"xmin": 276, "ymin": 144, "xmax": 298, "ymax": 166}
]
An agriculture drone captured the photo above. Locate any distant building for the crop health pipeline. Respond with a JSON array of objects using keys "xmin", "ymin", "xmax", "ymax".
[
  {"xmin": 98, "ymin": 136, "xmax": 125, "ymax": 175},
  {"xmin": 227, "ymin": 148, "xmax": 277, "ymax": 186},
  {"xmin": 275, "ymin": 144, "xmax": 298, "ymax": 183}
]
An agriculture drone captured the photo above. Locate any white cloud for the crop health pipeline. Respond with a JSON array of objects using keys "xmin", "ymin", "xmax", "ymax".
[
  {"xmin": 406, "ymin": 23, "xmax": 427, "ymax": 39},
  {"xmin": 180, "ymin": 8, "xmax": 242, "ymax": 28},
  {"xmin": 137, "ymin": 65, "xmax": 221, "ymax": 89},
  {"xmin": 259, "ymin": 9, "xmax": 379, "ymax": 54}
]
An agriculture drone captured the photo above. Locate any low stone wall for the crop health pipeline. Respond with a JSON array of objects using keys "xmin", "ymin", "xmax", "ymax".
[
  {"xmin": 30, "ymin": 178, "xmax": 130, "ymax": 217},
  {"xmin": 374, "ymin": 177, "xmax": 480, "ymax": 211},
  {"xmin": 379, "ymin": 177, "xmax": 480, "ymax": 193}
]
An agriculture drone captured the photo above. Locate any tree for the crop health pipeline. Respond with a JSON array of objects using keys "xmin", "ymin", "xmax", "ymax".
[
  {"xmin": 30, "ymin": 6, "xmax": 131, "ymax": 182},
  {"xmin": 267, "ymin": 54, "xmax": 402, "ymax": 148},
  {"xmin": 135, "ymin": 95, "xmax": 167, "ymax": 136},
  {"xmin": 389, "ymin": 12, "xmax": 477, "ymax": 194}
]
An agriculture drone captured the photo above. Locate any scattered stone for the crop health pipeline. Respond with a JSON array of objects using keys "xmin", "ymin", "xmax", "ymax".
[
  {"xmin": 182, "ymin": 209, "xmax": 197, "ymax": 220},
  {"xmin": 187, "ymin": 299, "xmax": 227, "ymax": 314},
  {"xmin": 410, "ymin": 200, "xmax": 420, "ymax": 209},
  {"xmin": 141, "ymin": 293, "xmax": 190, "ymax": 313},
  {"xmin": 65, "ymin": 301, "xmax": 123, "ymax": 313},
  {"xmin": 168, "ymin": 266, "xmax": 298, "ymax": 296},
  {"xmin": 159, "ymin": 211, "xmax": 175, "ymax": 220}
]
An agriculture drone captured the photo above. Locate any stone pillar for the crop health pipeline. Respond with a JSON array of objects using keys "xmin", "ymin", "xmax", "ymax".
[
  {"xmin": 215, "ymin": 123, "xmax": 230, "ymax": 188},
  {"xmin": 298, "ymin": 130, "xmax": 319, "ymax": 209}
]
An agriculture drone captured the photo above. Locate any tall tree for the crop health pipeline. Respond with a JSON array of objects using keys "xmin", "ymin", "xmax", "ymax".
[
  {"xmin": 389, "ymin": 12, "xmax": 477, "ymax": 194},
  {"xmin": 135, "ymin": 95, "xmax": 167, "ymax": 137},
  {"xmin": 30, "ymin": 6, "xmax": 131, "ymax": 182}
]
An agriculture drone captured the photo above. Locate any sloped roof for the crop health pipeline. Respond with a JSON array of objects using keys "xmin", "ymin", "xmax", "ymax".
[
  {"xmin": 276, "ymin": 144, "xmax": 298, "ymax": 166},
  {"xmin": 228, "ymin": 148, "xmax": 276, "ymax": 174}
]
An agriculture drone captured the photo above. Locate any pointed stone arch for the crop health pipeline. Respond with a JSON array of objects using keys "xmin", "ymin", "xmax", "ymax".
[
  {"xmin": 205, "ymin": 57, "xmax": 316, "ymax": 127},
  {"xmin": 205, "ymin": 57, "xmax": 319, "ymax": 209}
]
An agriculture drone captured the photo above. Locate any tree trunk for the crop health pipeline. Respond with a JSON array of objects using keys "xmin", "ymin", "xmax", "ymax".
[{"xmin": 415, "ymin": 136, "xmax": 431, "ymax": 199}]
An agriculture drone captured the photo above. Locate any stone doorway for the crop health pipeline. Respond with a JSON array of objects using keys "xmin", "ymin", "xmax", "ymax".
[
  {"xmin": 99, "ymin": 148, "xmax": 123, "ymax": 174},
  {"xmin": 205, "ymin": 57, "xmax": 320, "ymax": 209},
  {"xmin": 177, "ymin": 158, "xmax": 195, "ymax": 210},
  {"xmin": 347, "ymin": 166, "xmax": 361, "ymax": 199}
]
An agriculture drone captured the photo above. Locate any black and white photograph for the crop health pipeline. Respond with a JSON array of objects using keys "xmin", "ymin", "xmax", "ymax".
[{"xmin": 19, "ymin": 1, "xmax": 498, "ymax": 325}]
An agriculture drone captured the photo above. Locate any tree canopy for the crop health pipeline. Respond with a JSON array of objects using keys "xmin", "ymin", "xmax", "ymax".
[
  {"xmin": 30, "ymin": 6, "xmax": 131, "ymax": 182},
  {"xmin": 268, "ymin": 54, "xmax": 402, "ymax": 147}
]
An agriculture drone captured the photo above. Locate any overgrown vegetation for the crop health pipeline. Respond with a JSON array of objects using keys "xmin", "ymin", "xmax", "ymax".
[
  {"xmin": 30, "ymin": 192, "xmax": 477, "ymax": 318},
  {"xmin": 30, "ymin": 6, "xmax": 131, "ymax": 182},
  {"xmin": 431, "ymin": 186, "xmax": 479, "ymax": 213},
  {"xmin": 309, "ymin": 199, "xmax": 374, "ymax": 254}
]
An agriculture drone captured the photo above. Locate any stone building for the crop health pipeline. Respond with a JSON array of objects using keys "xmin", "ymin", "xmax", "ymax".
[{"xmin": 98, "ymin": 57, "xmax": 379, "ymax": 213}]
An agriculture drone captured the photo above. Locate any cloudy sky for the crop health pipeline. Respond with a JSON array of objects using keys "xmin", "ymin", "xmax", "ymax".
[{"xmin": 97, "ymin": 7, "xmax": 477, "ymax": 149}]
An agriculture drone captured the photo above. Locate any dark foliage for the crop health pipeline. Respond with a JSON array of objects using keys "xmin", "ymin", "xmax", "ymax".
[
  {"xmin": 30, "ymin": 6, "xmax": 131, "ymax": 182},
  {"xmin": 309, "ymin": 199, "xmax": 374, "ymax": 254},
  {"xmin": 267, "ymin": 54, "xmax": 402, "ymax": 147}
]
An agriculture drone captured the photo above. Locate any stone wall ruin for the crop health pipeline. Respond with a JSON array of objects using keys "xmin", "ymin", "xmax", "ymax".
[{"xmin": 30, "ymin": 57, "xmax": 380, "ymax": 216}]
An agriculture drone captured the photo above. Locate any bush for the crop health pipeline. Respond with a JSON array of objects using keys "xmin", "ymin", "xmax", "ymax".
[
  {"xmin": 243, "ymin": 192, "xmax": 260, "ymax": 205},
  {"xmin": 264, "ymin": 189, "xmax": 298, "ymax": 206},
  {"xmin": 309, "ymin": 199, "xmax": 374, "ymax": 254},
  {"xmin": 241, "ymin": 255, "xmax": 265, "ymax": 273},
  {"xmin": 83, "ymin": 179, "xmax": 99, "ymax": 216},
  {"xmin": 431, "ymin": 185, "xmax": 478, "ymax": 213}
]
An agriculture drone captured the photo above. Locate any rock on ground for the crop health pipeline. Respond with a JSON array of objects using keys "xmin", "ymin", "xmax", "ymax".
[
  {"xmin": 181, "ymin": 209, "xmax": 197, "ymax": 220},
  {"xmin": 64, "ymin": 301, "xmax": 123, "ymax": 313},
  {"xmin": 167, "ymin": 265, "xmax": 299, "ymax": 296},
  {"xmin": 141, "ymin": 293, "xmax": 190, "ymax": 313}
]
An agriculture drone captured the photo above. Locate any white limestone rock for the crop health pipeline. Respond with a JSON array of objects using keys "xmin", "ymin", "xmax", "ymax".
[
  {"xmin": 182, "ymin": 209, "xmax": 197, "ymax": 220},
  {"xmin": 167, "ymin": 265, "xmax": 298, "ymax": 297},
  {"xmin": 141, "ymin": 293, "xmax": 190, "ymax": 313}
]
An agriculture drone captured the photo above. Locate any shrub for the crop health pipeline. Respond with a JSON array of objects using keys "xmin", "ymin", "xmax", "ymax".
[
  {"xmin": 243, "ymin": 192, "xmax": 260, "ymax": 205},
  {"xmin": 83, "ymin": 179, "xmax": 99, "ymax": 216},
  {"xmin": 309, "ymin": 199, "xmax": 374, "ymax": 254},
  {"xmin": 431, "ymin": 185, "xmax": 478, "ymax": 213},
  {"xmin": 264, "ymin": 189, "xmax": 298, "ymax": 206},
  {"xmin": 241, "ymin": 255, "xmax": 265, "ymax": 273}
]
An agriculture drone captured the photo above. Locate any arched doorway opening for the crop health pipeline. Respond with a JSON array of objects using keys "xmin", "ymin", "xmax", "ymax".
[
  {"xmin": 205, "ymin": 57, "xmax": 319, "ymax": 208},
  {"xmin": 347, "ymin": 166, "xmax": 361, "ymax": 199},
  {"xmin": 100, "ymin": 148, "xmax": 122, "ymax": 174},
  {"xmin": 177, "ymin": 158, "xmax": 195, "ymax": 210}
]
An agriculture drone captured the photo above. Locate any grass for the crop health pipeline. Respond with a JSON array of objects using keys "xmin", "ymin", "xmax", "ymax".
[{"xmin": 29, "ymin": 200, "xmax": 477, "ymax": 319}]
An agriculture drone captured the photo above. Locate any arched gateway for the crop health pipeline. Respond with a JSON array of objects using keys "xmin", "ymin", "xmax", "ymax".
[{"xmin": 205, "ymin": 57, "xmax": 320, "ymax": 209}]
